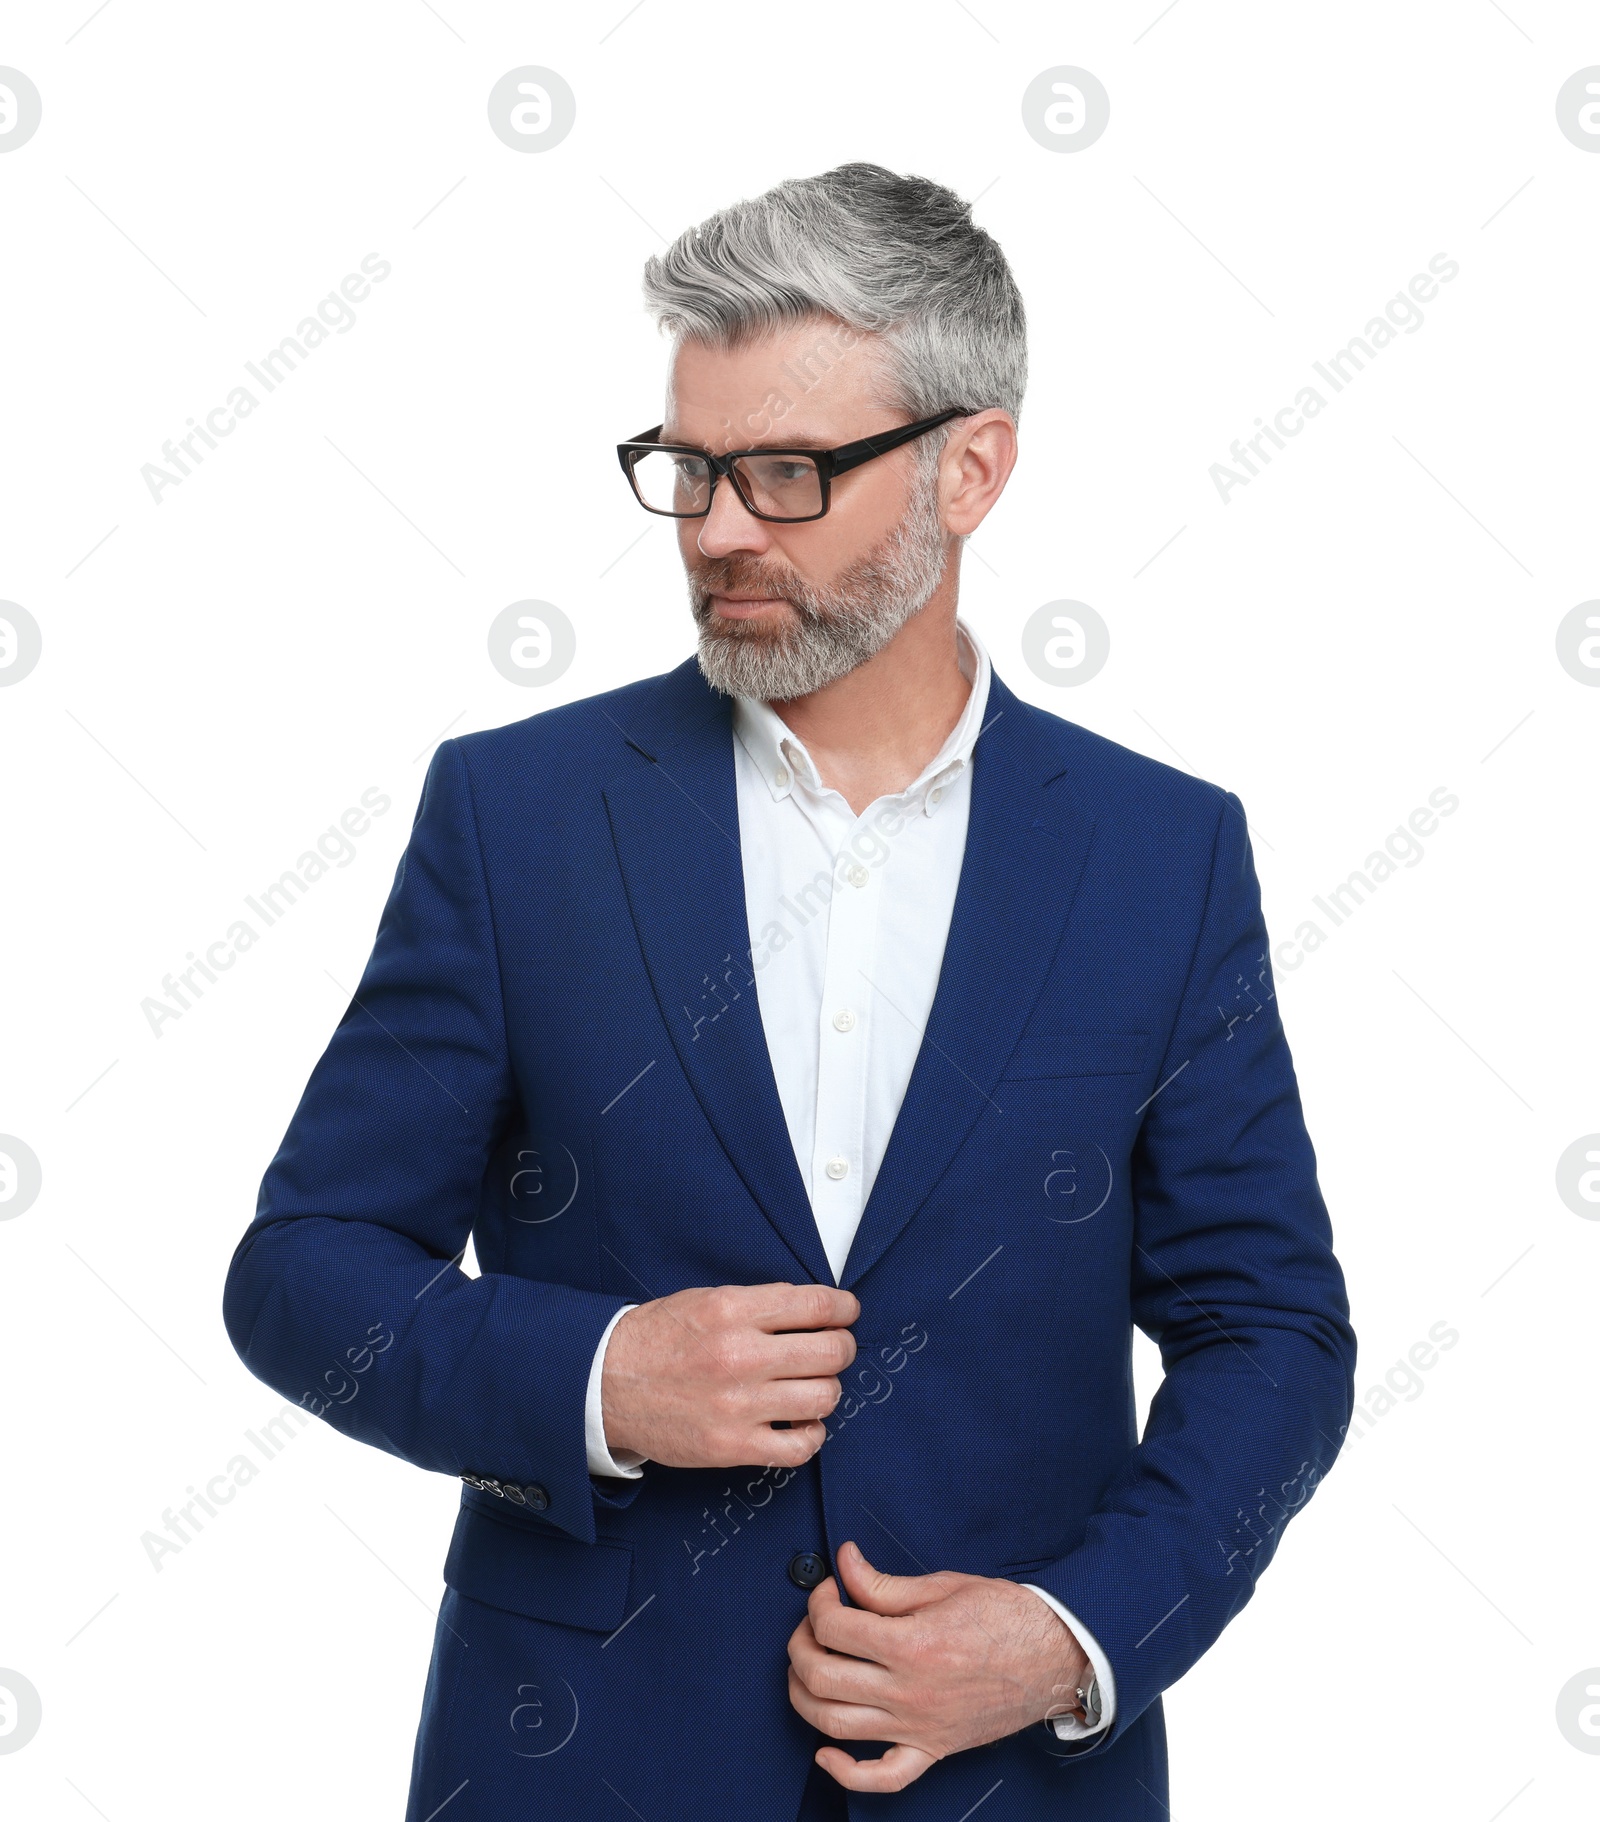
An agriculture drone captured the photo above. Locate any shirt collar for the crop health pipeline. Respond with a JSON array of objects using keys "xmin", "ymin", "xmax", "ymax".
[{"xmin": 732, "ymin": 616, "xmax": 992, "ymax": 819}]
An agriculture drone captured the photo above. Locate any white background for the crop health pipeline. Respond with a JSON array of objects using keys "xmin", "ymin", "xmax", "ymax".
[{"xmin": 2, "ymin": 2, "xmax": 1597, "ymax": 1816}]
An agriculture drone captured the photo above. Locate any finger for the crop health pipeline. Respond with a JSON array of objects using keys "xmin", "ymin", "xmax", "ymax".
[
  {"xmin": 805, "ymin": 1572, "xmax": 901, "ymax": 1663},
  {"xmin": 835, "ymin": 1541, "xmax": 952, "ymax": 1615},
  {"xmin": 758, "ymin": 1375, "xmax": 844, "ymax": 1423},
  {"xmin": 757, "ymin": 1326, "xmax": 857, "ymax": 1377},
  {"xmin": 809, "ymin": 1574, "xmax": 882, "ymax": 1647},
  {"xmin": 744, "ymin": 1281, "xmax": 861, "ymax": 1334},
  {"xmin": 814, "ymin": 1742, "xmax": 938, "ymax": 1794},
  {"xmin": 788, "ymin": 1614, "xmax": 896, "ymax": 1704},
  {"xmin": 786, "ymin": 1666, "xmax": 896, "ymax": 1743},
  {"xmin": 742, "ymin": 1419, "xmax": 828, "ymax": 1468}
]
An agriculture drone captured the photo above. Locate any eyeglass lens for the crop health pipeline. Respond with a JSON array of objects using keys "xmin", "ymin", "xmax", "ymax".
[{"xmin": 629, "ymin": 448, "xmax": 824, "ymax": 519}]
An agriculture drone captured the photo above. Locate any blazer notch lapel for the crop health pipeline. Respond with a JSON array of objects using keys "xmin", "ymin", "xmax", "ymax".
[{"xmin": 602, "ymin": 685, "xmax": 834, "ymax": 1287}]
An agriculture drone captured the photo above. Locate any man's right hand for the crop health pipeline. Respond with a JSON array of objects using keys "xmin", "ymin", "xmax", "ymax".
[{"xmin": 600, "ymin": 1282, "xmax": 859, "ymax": 1469}]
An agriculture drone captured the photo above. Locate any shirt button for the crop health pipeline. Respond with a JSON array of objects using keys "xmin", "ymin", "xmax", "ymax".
[
  {"xmin": 825, "ymin": 1157, "xmax": 849, "ymax": 1181},
  {"xmin": 929, "ymin": 787, "xmax": 943, "ymax": 804},
  {"xmin": 774, "ymin": 766, "xmax": 789, "ymax": 788},
  {"xmin": 846, "ymin": 864, "xmax": 869, "ymax": 888},
  {"xmin": 831, "ymin": 1008, "xmax": 856, "ymax": 1033}
]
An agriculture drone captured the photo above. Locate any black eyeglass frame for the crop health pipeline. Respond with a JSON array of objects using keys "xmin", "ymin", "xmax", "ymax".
[{"xmin": 615, "ymin": 406, "xmax": 982, "ymax": 523}]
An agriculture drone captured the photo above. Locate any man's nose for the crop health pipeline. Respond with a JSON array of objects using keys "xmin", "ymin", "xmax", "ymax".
[{"xmin": 695, "ymin": 474, "xmax": 772, "ymax": 559}]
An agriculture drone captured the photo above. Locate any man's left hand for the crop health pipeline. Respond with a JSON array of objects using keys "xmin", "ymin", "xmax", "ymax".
[{"xmin": 785, "ymin": 1539, "xmax": 1091, "ymax": 1793}]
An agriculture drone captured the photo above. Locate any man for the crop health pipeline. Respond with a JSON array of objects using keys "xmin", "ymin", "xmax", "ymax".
[{"xmin": 223, "ymin": 164, "xmax": 1356, "ymax": 1819}]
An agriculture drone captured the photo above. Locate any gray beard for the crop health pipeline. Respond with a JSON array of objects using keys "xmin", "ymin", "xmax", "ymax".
[{"xmin": 689, "ymin": 478, "xmax": 949, "ymax": 702}]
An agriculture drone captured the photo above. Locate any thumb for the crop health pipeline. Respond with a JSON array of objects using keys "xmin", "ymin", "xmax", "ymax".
[{"xmin": 835, "ymin": 1540, "xmax": 949, "ymax": 1615}]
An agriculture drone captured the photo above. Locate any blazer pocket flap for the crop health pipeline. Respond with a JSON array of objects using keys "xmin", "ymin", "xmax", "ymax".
[
  {"xmin": 1002, "ymin": 1029, "xmax": 1149, "ymax": 1080},
  {"xmin": 444, "ymin": 1501, "xmax": 634, "ymax": 1633}
]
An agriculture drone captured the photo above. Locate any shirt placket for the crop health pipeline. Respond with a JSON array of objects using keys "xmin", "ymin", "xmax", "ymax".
[{"xmin": 795, "ymin": 788, "xmax": 882, "ymax": 1276}]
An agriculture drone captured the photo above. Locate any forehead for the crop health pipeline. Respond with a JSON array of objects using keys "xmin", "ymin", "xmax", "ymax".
[{"xmin": 665, "ymin": 318, "xmax": 893, "ymax": 448}]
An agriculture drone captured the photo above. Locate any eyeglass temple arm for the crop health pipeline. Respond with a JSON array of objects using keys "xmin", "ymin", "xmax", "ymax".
[
  {"xmin": 619, "ymin": 410, "xmax": 980, "ymax": 477},
  {"xmin": 827, "ymin": 408, "xmax": 978, "ymax": 477}
]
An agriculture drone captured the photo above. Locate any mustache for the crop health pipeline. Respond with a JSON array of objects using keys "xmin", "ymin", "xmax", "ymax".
[{"xmin": 690, "ymin": 562, "xmax": 817, "ymax": 622}]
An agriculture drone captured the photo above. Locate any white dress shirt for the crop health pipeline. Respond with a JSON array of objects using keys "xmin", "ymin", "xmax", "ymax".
[{"xmin": 581, "ymin": 617, "xmax": 1114, "ymax": 1741}]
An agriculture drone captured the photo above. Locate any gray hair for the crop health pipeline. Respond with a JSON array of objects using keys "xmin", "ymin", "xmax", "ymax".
[{"xmin": 640, "ymin": 163, "xmax": 1026, "ymax": 480}]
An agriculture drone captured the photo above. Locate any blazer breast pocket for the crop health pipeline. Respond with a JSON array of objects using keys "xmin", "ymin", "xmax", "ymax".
[
  {"xmin": 444, "ymin": 1498, "xmax": 634, "ymax": 1633},
  {"xmin": 1000, "ymin": 1028, "xmax": 1150, "ymax": 1081}
]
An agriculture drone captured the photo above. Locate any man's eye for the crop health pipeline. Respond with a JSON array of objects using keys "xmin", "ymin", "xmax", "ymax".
[{"xmin": 748, "ymin": 459, "xmax": 812, "ymax": 485}]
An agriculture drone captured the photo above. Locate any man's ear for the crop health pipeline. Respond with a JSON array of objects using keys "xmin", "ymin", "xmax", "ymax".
[{"xmin": 941, "ymin": 410, "xmax": 1018, "ymax": 537}]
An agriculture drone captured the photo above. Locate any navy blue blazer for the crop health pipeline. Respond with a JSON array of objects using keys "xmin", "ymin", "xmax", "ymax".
[{"xmin": 223, "ymin": 656, "xmax": 1356, "ymax": 1820}]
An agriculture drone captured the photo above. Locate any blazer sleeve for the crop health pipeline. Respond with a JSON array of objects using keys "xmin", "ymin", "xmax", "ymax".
[
  {"xmin": 1022, "ymin": 789, "xmax": 1357, "ymax": 1757},
  {"xmin": 221, "ymin": 738, "xmax": 638, "ymax": 1544}
]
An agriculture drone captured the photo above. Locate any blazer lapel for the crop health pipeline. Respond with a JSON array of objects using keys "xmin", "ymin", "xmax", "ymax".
[
  {"xmin": 602, "ymin": 666, "xmax": 836, "ymax": 1288},
  {"xmin": 840, "ymin": 669, "xmax": 1097, "ymax": 1290}
]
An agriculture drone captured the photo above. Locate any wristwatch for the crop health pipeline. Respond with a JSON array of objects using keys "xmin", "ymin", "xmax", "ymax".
[{"xmin": 1074, "ymin": 1672, "xmax": 1101, "ymax": 1729}]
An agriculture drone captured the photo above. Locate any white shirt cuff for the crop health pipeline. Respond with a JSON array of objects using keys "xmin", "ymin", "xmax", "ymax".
[
  {"xmin": 1020, "ymin": 1583, "xmax": 1117, "ymax": 1740},
  {"xmin": 584, "ymin": 1304, "xmax": 647, "ymax": 1479}
]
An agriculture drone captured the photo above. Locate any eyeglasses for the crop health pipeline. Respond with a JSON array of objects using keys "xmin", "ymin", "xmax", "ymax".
[{"xmin": 616, "ymin": 406, "xmax": 981, "ymax": 523}]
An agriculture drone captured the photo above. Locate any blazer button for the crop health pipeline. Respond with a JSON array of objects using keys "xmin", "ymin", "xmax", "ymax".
[
  {"xmin": 523, "ymin": 1483, "xmax": 550, "ymax": 1511},
  {"xmin": 788, "ymin": 1550, "xmax": 827, "ymax": 1591}
]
